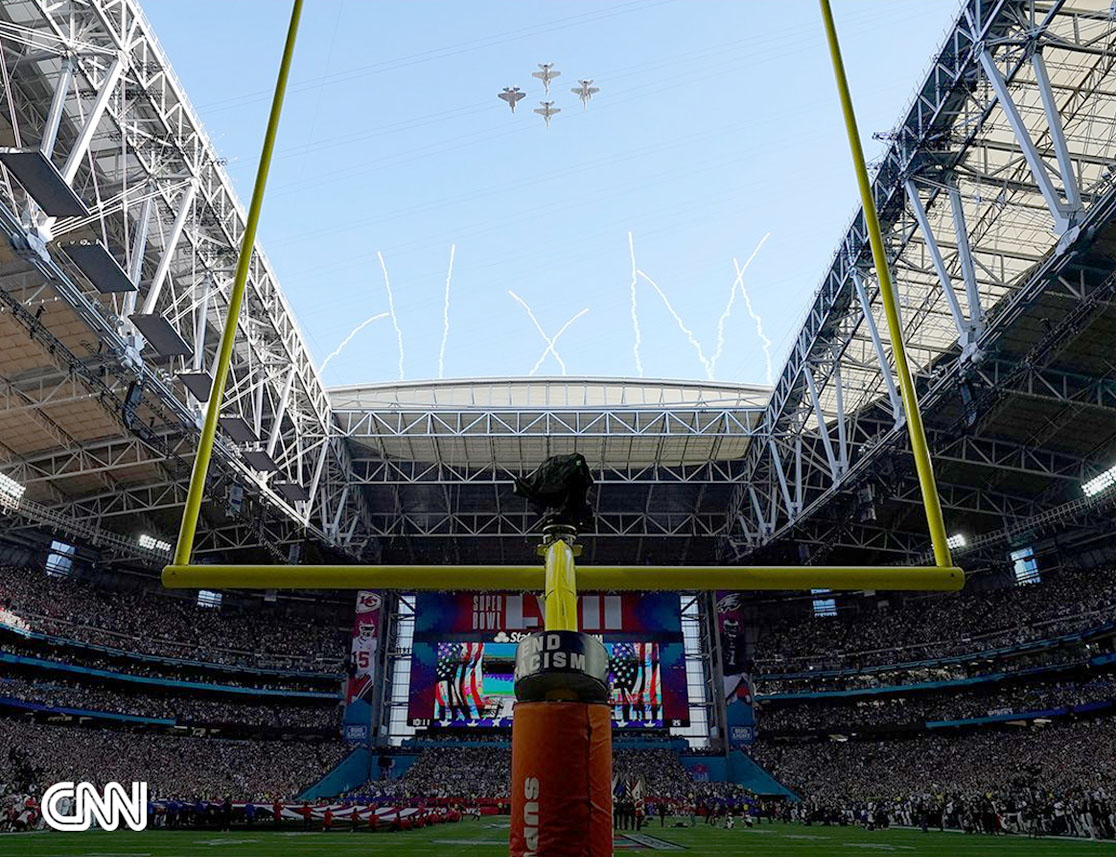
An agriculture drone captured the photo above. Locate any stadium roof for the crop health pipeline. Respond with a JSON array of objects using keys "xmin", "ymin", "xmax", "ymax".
[
  {"xmin": 332, "ymin": 378, "xmax": 769, "ymax": 564},
  {"xmin": 330, "ymin": 377, "xmax": 769, "ymax": 409},
  {"xmin": 331, "ymin": 377, "xmax": 768, "ymax": 468}
]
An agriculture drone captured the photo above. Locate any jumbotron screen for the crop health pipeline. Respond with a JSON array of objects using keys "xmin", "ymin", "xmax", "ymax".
[{"xmin": 407, "ymin": 592, "xmax": 689, "ymax": 729}]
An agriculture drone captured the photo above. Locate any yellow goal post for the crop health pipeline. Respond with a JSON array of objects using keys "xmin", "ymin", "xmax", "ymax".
[{"xmin": 164, "ymin": 0, "xmax": 961, "ymax": 610}]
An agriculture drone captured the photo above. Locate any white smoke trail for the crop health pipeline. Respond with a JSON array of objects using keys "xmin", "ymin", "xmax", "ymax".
[
  {"xmin": 508, "ymin": 290, "xmax": 588, "ymax": 375},
  {"xmin": 734, "ymin": 256, "xmax": 774, "ymax": 385},
  {"xmin": 438, "ymin": 243, "xmax": 456, "ymax": 379},
  {"xmin": 635, "ymin": 268, "xmax": 713, "ymax": 379},
  {"xmin": 508, "ymin": 289, "xmax": 549, "ymax": 341},
  {"xmin": 376, "ymin": 250, "xmax": 405, "ymax": 380},
  {"xmin": 627, "ymin": 231, "xmax": 643, "ymax": 377},
  {"xmin": 528, "ymin": 308, "xmax": 590, "ymax": 375},
  {"xmin": 710, "ymin": 232, "xmax": 770, "ymax": 376},
  {"xmin": 319, "ymin": 312, "xmax": 389, "ymax": 371},
  {"xmin": 509, "ymin": 289, "xmax": 563, "ymax": 372}
]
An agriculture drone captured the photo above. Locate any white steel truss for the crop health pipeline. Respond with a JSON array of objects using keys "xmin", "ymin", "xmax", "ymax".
[
  {"xmin": 1, "ymin": 0, "xmax": 1115, "ymax": 569},
  {"xmin": 725, "ymin": 0, "xmax": 1116, "ymax": 558},
  {"xmin": 0, "ymin": 0, "xmax": 375, "ymax": 560}
]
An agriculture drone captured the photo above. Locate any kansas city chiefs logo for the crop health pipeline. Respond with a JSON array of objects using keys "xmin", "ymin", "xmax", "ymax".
[{"xmin": 357, "ymin": 592, "xmax": 383, "ymax": 612}]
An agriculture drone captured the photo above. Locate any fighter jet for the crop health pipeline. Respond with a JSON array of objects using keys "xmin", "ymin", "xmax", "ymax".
[
  {"xmin": 571, "ymin": 79, "xmax": 599, "ymax": 110},
  {"xmin": 531, "ymin": 63, "xmax": 561, "ymax": 94},
  {"xmin": 534, "ymin": 101, "xmax": 560, "ymax": 128},
  {"xmin": 497, "ymin": 86, "xmax": 526, "ymax": 113}
]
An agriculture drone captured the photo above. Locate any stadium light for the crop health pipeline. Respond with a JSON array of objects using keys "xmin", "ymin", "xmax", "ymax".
[
  {"xmin": 947, "ymin": 533, "xmax": 967, "ymax": 550},
  {"xmin": 0, "ymin": 472, "xmax": 26, "ymax": 506},
  {"xmin": 139, "ymin": 533, "xmax": 172, "ymax": 553},
  {"xmin": 1083, "ymin": 462, "xmax": 1116, "ymax": 498}
]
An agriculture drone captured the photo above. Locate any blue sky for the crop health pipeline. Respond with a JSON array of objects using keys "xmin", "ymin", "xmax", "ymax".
[{"xmin": 142, "ymin": 0, "xmax": 957, "ymax": 387}]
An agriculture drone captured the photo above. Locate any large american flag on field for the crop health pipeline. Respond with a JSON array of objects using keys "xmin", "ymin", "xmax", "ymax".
[
  {"xmin": 609, "ymin": 642, "xmax": 661, "ymax": 722},
  {"xmin": 434, "ymin": 642, "xmax": 486, "ymax": 720}
]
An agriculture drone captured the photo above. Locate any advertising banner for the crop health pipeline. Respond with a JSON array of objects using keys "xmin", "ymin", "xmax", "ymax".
[
  {"xmin": 714, "ymin": 591, "xmax": 755, "ymax": 746},
  {"xmin": 347, "ymin": 590, "xmax": 383, "ymax": 704},
  {"xmin": 412, "ymin": 592, "xmax": 681, "ymax": 639}
]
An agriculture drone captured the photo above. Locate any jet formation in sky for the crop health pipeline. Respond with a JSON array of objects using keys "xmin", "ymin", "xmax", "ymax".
[{"xmin": 498, "ymin": 63, "xmax": 599, "ymax": 128}]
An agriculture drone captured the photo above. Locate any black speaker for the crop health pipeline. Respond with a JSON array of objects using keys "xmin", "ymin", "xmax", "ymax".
[{"xmin": 122, "ymin": 380, "xmax": 144, "ymax": 429}]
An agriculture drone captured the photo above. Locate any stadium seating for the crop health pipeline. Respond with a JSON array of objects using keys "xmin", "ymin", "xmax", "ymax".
[
  {"xmin": 0, "ymin": 564, "xmax": 346, "ymax": 670},
  {"xmin": 749, "ymin": 718, "xmax": 1116, "ymax": 837},
  {"xmin": 3, "ymin": 560, "xmax": 1116, "ymax": 841},
  {"xmin": 740, "ymin": 564, "xmax": 1116, "ymax": 838},
  {"xmin": 755, "ymin": 565, "xmax": 1116, "ymax": 672}
]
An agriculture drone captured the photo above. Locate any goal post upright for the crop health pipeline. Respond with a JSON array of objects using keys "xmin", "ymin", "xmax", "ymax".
[
  {"xmin": 171, "ymin": 0, "xmax": 303, "ymax": 570},
  {"xmin": 819, "ymin": 0, "xmax": 955, "ymax": 570}
]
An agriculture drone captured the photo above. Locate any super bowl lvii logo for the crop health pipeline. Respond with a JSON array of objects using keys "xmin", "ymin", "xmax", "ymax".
[{"xmin": 42, "ymin": 782, "xmax": 148, "ymax": 831}]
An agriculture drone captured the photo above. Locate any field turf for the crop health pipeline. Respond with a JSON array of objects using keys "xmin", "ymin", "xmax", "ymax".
[{"xmin": 7, "ymin": 818, "xmax": 1113, "ymax": 856}]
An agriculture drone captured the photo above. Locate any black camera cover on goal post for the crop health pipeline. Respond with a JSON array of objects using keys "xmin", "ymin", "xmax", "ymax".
[{"xmin": 512, "ymin": 453, "xmax": 595, "ymax": 531}]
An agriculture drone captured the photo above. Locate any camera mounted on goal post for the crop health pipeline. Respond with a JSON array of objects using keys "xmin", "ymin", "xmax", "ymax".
[
  {"xmin": 510, "ymin": 453, "xmax": 609, "ymax": 701},
  {"xmin": 513, "ymin": 452, "xmax": 595, "ymax": 533}
]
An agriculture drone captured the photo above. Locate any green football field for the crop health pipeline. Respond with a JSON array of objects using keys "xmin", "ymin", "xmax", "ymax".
[{"xmin": 6, "ymin": 818, "xmax": 1112, "ymax": 856}]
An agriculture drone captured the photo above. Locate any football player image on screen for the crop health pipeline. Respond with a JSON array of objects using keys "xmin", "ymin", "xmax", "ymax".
[{"xmin": 347, "ymin": 591, "xmax": 383, "ymax": 703}]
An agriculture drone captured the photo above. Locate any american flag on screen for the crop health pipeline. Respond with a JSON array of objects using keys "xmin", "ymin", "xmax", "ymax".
[
  {"xmin": 610, "ymin": 642, "xmax": 660, "ymax": 722},
  {"xmin": 434, "ymin": 642, "xmax": 486, "ymax": 721}
]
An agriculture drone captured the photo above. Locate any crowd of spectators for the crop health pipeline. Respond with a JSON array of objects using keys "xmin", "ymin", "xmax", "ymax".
[
  {"xmin": 756, "ymin": 566, "xmax": 1116, "ymax": 672},
  {"xmin": 345, "ymin": 747, "xmax": 702, "ymax": 805},
  {"xmin": 758, "ymin": 645, "xmax": 1103, "ymax": 695},
  {"xmin": 0, "ymin": 564, "xmax": 356, "ymax": 824},
  {"xmin": 0, "ymin": 676, "xmax": 339, "ymax": 730},
  {"xmin": 0, "ymin": 638, "xmax": 336, "ymax": 693},
  {"xmin": 0, "ymin": 719, "xmax": 347, "ymax": 801},
  {"xmin": 749, "ymin": 561, "xmax": 1116, "ymax": 843},
  {"xmin": 390, "ymin": 747, "xmax": 511, "ymax": 800},
  {"xmin": 4, "ymin": 651, "xmax": 329, "ymax": 698},
  {"xmin": 783, "ymin": 789, "xmax": 1116, "ymax": 839},
  {"xmin": 751, "ymin": 717, "xmax": 1116, "ymax": 840},
  {"xmin": 613, "ymin": 749, "xmax": 691, "ymax": 799},
  {"xmin": 350, "ymin": 746, "xmax": 754, "ymax": 812},
  {"xmin": 760, "ymin": 677, "xmax": 1116, "ymax": 733},
  {"xmin": 400, "ymin": 732, "xmax": 510, "ymax": 747},
  {"xmin": 758, "ymin": 656, "xmax": 1107, "ymax": 705},
  {"xmin": 0, "ymin": 565, "xmax": 345, "ymax": 670}
]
